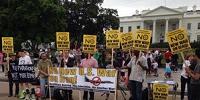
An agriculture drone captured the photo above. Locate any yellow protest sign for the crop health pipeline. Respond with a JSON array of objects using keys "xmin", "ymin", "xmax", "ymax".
[
  {"xmin": 133, "ymin": 29, "xmax": 152, "ymax": 51},
  {"xmin": 120, "ymin": 32, "xmax": 134, "ymax": 51},
  {"xmin": 167, "ymin": 29, "xmax": 191, "ymax": 53},
  {"xmin": 106, "ymin": 30, "xmax": 120, "ymax": 49},
  {"xmin": 153, "ymin": 83, "xmax": 169, "ymax": 100},
  {"xmin": 2, "ymin": 37, "xmax": 14, "ymax": 53},
  {"xmin": 83, "ymin": 35, "xmax": 96, "ymax": 54},
  {"xmin": 56, "ymin": 32, "xmax": 70, "ymax": 51}
]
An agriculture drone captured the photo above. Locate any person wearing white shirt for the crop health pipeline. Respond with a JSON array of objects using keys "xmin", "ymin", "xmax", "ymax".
[
  {"xmin": 18, "ymin": 50, "xmax": 33, "ymax": 99},
  {"xmin": 124, "ymin": 51, "xmax": 147, "ymax": 100},
  {"xmin": 181, "ymin": 55, "xmax": 192, "ymax": 100}
]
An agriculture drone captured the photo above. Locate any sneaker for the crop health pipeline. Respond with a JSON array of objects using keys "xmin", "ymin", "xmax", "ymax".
[
  {"xmin": 24, "ymin": 89, "xmax": 30, "ymax": 100},
  {"xmin": 30, "ymin": 94, "xmax": 36, "ymax": 100},
  {"xmin": 19, "ymin": 90, "xmax": 26, "ymax": 99},
  {"xmin": 24, "ymin": 94, "xmax": 30, "ymax": 100}
]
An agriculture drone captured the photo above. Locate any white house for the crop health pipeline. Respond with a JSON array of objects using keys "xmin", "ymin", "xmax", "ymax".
[{"xmin": 119, "ymin": 6, "xmax": 200, "ymax": 43}]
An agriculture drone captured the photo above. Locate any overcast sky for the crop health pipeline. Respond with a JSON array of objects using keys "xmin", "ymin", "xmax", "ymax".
[{"xmin": 102, "ymin": 0, "xmax": 200, "ymax": 16}]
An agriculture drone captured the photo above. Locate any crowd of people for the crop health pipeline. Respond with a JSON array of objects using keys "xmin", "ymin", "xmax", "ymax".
[{"xmin": 0, "ymin": 47, "xmax": 200, "ymax": 100}]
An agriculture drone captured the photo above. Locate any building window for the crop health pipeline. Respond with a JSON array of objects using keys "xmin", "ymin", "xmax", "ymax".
[
  {"xmin": 198, "ymin": 23, "xmax": 200, "ymax": 29},
  {"xmin": 137, "ymin": 26, "xmax": 140, "ymax": 29},
  {"xmin": 187, "ymin": 23, "xmax": 191, "ymax": 30},
  {"xmin": 197, "ymin": 35, "xmax": 200, "ymax": 41},
  {"xmin": 120, "ymin": 27, "xmax": 123, "ymax": 32},
  {"xmin": 128, "ymin": 26, "xmax": 132, "ymax": 32}
]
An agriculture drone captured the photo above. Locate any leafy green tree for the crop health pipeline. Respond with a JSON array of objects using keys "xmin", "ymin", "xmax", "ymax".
[
  {"xmin": 0, "ymin": 0, "xmax": 119, "ymax": 51},
  {"xmin": 1, "ymin": 0, "xmax": 66, "ymax": 51}
]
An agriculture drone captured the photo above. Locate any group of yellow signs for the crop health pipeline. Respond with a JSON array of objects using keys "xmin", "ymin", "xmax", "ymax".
[
  {"xmin": 106, "ymin": 29, "xmax": 152, "ymax": 51},
  {"xmin": 1, "ymin": 28, "xmax": 191, "ymax": 54},
  {"xmin": 106, "ymin": 28, "xmax": 191, "ymax": 53}
]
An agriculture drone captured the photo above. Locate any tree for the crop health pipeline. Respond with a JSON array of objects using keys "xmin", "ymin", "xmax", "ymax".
[
  {"xmin": 0, "ymin": 0, "xmax": 119, "ymax": 51},
  {"xmin": 64, "ymin": 0, "xmax": 119, "ymax": 47},
  {"xmin": 0, "ymin": 0, "xmax": 67, "ymax": 51}
]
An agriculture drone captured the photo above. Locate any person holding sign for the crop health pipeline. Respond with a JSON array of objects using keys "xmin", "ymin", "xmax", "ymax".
[
  {"xmin": 18, "ymin": 49, "xmax": 33, "ymax": 99},
  {"xmin": 37, "ymin": 53, "xmax": 53, "ymax": 99},
  {"xmin": 79, "ymin": 53, "xmax": 98, "ymax": 100},
  {"xmin": 186, "ymin": 48, "xmax": 200, "ymax": 100},
  {"xmin": 123, "ymin": 50, "xmax": 147, "ymax": 100},
  {"xmin": 60, "ymin": 51, "xmax": 75, "ymax": 100},
  {"xmin": 181, "ymin": 55, "xmax": 192, "ymax": 100},
  {"xmin": 8, "ymin": 53, "xmax": 19, "ymax": 97}
]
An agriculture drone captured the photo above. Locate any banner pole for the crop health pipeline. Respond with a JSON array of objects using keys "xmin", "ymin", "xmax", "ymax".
[{"xmin": 111, "ymin": 48, "xmax": 114, "ymax": 66}]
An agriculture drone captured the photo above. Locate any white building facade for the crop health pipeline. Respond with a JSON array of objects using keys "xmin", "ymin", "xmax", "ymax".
[{"xmin": 119, "ymin": 6, "xmax": 200, "ymax": 43}]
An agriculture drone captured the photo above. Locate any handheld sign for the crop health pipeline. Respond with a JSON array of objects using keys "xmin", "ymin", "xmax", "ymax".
[
  {"xmin": 83, "ymin": 35, "xmax": 97, "ymax": 54},
  {"xmin": 120, "ymin": 32, "xmax": 134, "ymax": 51},
  {"xmin": 153, "ymin": 83, "xmax": 169, "ymax": 100},
  {"xmin": 167, "ymin": 29, "xmax": 191, "ymax": 53},
  {"xmin": 56, "ymin": 32, "xmax": 70, "ymax": 51},
  {"xmin": 106, "ymin": 30, "xmax": 120, "ymax": 49},
  {"xmin": 133, "ymin": 29, "xmax": 152, "ymax": 51},
  {"xmin": 11, "ymin": 65, "xmax": 36, "ymax": 83},
  {"xmin": 2, "ymin": 37, "xmax": 14, "ymax": 53}
]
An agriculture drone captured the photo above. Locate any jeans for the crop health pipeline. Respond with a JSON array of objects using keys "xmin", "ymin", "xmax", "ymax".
[
  {"xmin": 8, "ymin": 79, "xmax": 19, "ymax": 96},
  {"xmin": 83, "ymin": 91, "xmax": 94, "ymax": 100},
  {"xmin": 181, "ymin": 76, "xmax": 190, "ymax": 100},
  {"xmin": 128, "ymin": 80, "xmax": 142, "ymax": 100},
  {"xmin": 40, "ymin": 77, "xmax": 47, "ymax": 97},
  {"xmin": 63, "ymin": 90, "xmax": 73, "ymax": 100}
]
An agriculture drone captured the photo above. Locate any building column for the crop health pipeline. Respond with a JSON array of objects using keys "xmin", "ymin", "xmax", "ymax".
[
  {"xmin": 165, "ymin": 19, "xmax": 169, "ymax": 42},
  {"xmin": 152, "ymin": 20, "xmax": 156, "ymax": 43},
  {"xmin": 140, "ymin": 20, "xmax": 144, "ymax": 29},
  {"xmin": 179, "ymin": 19, "xmax": 182, "ymax": 28}
]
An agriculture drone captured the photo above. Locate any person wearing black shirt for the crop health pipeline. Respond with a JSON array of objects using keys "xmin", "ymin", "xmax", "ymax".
[
  {"xmin": 186, "ymin": 48, "xmax": 200, "ymax": 100},
  {"xmin": 60, "ymin": 51, "xmax": 75, "ymax": 100},
  {"xmin": 8, "ymin": 53, "xmax": 19, "ymax": 97}
]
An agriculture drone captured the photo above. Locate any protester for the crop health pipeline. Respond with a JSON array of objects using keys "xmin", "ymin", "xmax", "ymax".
[
  {"xmin": 93, "ymin": 49, "xmax": 100, "ymax": 61},
  {"xmin": 164, "ymin": 49, "xmax": 172, "ymax": 66},
  {"xmin": 114, "ymin": 49, "xmax": 123, "ymax": 68},
  {"xmin": 60, "ymin": 51, "xmax": 75, "ymax": 100},
  {"xmin": 37, "ymin": 53, "xmax": 53, "ymax": 99},
  {"xmin": 125, "ymin": 50, "xmax": 147, "ymax": 100},
  {"xmin": 79, "ymin": 53, "xmax": 98, "ymax": 100},
  {"xmin": 186, "ymin": 48, "xmax": 200, "ymax": 100},
  {"xmin": 18, "ymin": 49, "xmax": 33, "ymax": 99},
  {"xmin": 171, "ymin": 54, "xmax": 179, "ymax": 72},
  {"xmin": 75, "ymin": 48, "xmax": 82, "ymax": 66},
  {"xmin": 146, "ymin": 51, "xmax": 153, "ymax": 75},
  {"xmin": 180, "ymin": 55, "xmax": 192, "ymax": 100},
  {"xmin": 152, "ymin": 60, "xmax": 158, "ymax": 77},
  {"xmin": 8, "ymin": 53, "xmax": 19, "ymax": 97},
  {"xmin": 157, "ymin": 52, "xmax": 163, "ymax": 68},
  {"xmin": 165, "ymin": 62, "xmax": 172, "ymax": 78}
]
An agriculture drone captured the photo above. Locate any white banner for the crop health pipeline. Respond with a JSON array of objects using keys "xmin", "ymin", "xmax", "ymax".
[{"xmin": 48, "ymin": 67, "xmax": 118, "ymax": 92}]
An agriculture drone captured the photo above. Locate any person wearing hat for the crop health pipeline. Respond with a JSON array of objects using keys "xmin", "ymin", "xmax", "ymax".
[{"xmin": 8, "ymin": 53, "xmax": 19, "ymax": 97}]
